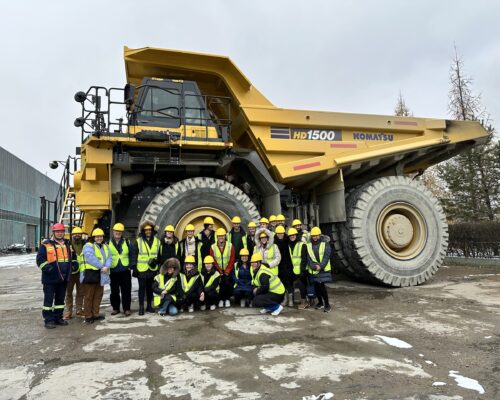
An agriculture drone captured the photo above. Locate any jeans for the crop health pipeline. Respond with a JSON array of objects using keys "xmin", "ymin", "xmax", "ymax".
[{"xmin": 159, "ymin": 298, "xmax": 178, "ymax": 316}]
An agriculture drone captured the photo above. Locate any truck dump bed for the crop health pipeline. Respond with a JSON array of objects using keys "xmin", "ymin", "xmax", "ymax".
[{"xmin": 124, "ymin": 46, "xmax": 488, "ymax": 188}]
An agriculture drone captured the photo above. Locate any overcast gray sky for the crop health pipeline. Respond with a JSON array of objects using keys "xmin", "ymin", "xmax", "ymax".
[{"xmin": 1, "ymin": 0, "xmax": 498, "ymax": 182}]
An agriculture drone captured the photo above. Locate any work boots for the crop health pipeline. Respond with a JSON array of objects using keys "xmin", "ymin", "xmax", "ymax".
[
  {"xmin": 139, "ymin": 304, "xmax": 145, "ymax": 316},
  {"xmin": 146, "ymin": 301, "xmax": 155, "ymax": 313},
  {"xmin": 298, "ymin": 299, "xmax": 309, "ymax": 310},
  {"xmin": 288, "ymin": 294, "xmax": 294, "ymax": 307}
]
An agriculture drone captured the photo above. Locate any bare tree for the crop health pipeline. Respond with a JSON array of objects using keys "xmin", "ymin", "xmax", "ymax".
[{"xmin": 394, "ymin": 91, "xmax": 412, "ymax": 117}]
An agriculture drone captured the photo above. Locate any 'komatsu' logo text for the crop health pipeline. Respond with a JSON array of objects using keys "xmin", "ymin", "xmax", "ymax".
[{"xmin": 353, "ymin": 132, "xmax": 394, "ymax": 141}]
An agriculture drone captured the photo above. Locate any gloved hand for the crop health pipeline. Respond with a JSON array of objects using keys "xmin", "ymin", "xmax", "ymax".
[
  {"xmin": 147, "ymin": 258, "xmax": 158, "ymax": 267},
  {"xmin": 131, "ymin": 265, "xmax": 138, "ymax": 278}
]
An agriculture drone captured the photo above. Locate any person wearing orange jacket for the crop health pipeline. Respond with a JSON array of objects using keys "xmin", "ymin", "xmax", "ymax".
[
  {"xmin": 36, "ymin": 223, "xmax": 73, "ymax": 329},
  {"xmin": 209, "ymin": 228, "xmax": 235, "ymax": 308}
]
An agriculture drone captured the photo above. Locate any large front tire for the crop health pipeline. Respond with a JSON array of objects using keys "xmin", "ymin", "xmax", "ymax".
[{"xmin": 340, "ymin": 176, "xmax": 448, "ymax": 287}]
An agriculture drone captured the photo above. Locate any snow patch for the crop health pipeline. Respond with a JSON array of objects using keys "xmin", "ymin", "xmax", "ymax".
[
  {"xmin": 425, "ymin": 360, "xmax": 437, "ymax": 366},
  {"xmin": 0, "ymin": 366, "xmax": 33, "ymax": 399},
  {"xmin": 186, "ymin": 349, "xmax": 239, "ymax": 364},
  {"xmin": 375, "ymin": 335, "xmax": 412, "ymax": 348},
  {"xmin": 259, "ymin": 342, "xmax": 430, "ymax": 383},
  {"xmin": 95, "ymin": 313, "xmax": 194, "ymax": 330},
  {"xmin": 240, "ymin": 345, "xmax": 257, "ymax": 352},
  {"xmin": 0, "ymin": 254, "xmax": 36, "ymax": 268},
  {"xmin": 82, "ymin": 333, "xmax": 152, "ymax": 353},
  {"xmin": 302, "ymin": 393, "xmax": 334, "ymax": 400},
  {"xmin": 225, "ymin": 315, "xmax": 305, "ymax": 334},
  {"xmin": 484, "ymin": 335, "xmax": 492, "ymax": 339},
  {"xmin": 281, "ymin": 382, "xmax": 301, "ymax": 389},
  {"xmin": 156, "ymin": 354, "xmax": 260, "ymax": 399},
  {"xmin": 29, "ymin": 360, "xmax": 151, "ymax": 399},
  {"xmin": 432, "ymin": 382, "xmax": 447, "ymax": 386},
  {"xmin": 449, "ymin": 370, "xmax": 485, "ymax": 394}
]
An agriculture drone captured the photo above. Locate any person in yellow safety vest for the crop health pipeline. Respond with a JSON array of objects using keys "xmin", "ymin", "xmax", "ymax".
[
  {"xmin": 152, "ymin": 258, "xmax": 181, "ymax": 316},
  {"xmin": 81, "ymin": 228, "xmax": 112, "ymax": 324},
  {"xmin": 210, "ymin": 228, "xmax": 235, "ymax": 308},
  {"xmin": 159, "ymin": 225, "xmax": 180, "ymax": 265},
  {"xmin": 197, "ymin": 216, "xmax": 215, "ymax": 259},
  {"xmin": 275, "ymin": 214, "xmax": 286, "ymax": 229},
  {"xmin": 288, "ymin": 227, "xmax": 310, "ymax": 309},
  {"xmin": 135, "ymin": 222, "xmax": 160, "ymax": 315},
  {"xmin": 292, "ymin": 219, "xmax": 309, "ymax": 243},
  {"xmin": 307, "ymin": 226, "xmax": 333, "ymax": 313},
  {"xmin": 259, "ymin": 217, "xmax": 269, "ymax": 230},
  {"xmin": 200, "ymin": 255, "xmax": 220, "ymax": 311},
  {"xmin": 268, "ymin": 215, "xmax": 277, "ymax": 232},
  {"xmin": 254, "ymin": 228, "xmax": 281, "ymax": 275},
  {"xmin": 109, "ymin": 223, "xmax": 133, "ymax": 317},
  {"xmin": 250, "ymin": 253, "xmax": 285, "ymax": 316},
  {"xmin": 245, "ymin": 221, "xmax": 257, "ymax": 256},
  {"xmin": 232, "ymin": 248, "xmax": 253, "ymax": 307},
  {"xmin": 63, "ymin": 226, "xmax": 85, "ymax": 320},
  {"xmin": 178, "ymin": 255, "xmax": 204, "ymax": 313},
  {"xmin": 227, "ymin": 216, "xmax": 247, "ymax": 260},
  {"xmin": 36, "ymin": 223, "xmax": 73, "ymax": 329},
  {"xmin": 179, "ymin": 224, "xmax": 202, "ymax": 269},
  {"xmin": 274, "ymin": 225, "xmax": 294, "ymax": 307}
]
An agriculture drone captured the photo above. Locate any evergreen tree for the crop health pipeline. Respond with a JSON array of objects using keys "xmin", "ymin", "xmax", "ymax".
[{"xmin": 436, "ymin": 47, "xmax": 500, "ymax": 222}]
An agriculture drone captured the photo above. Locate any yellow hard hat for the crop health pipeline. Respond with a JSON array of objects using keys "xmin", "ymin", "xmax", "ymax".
[
  {"xmin": 239, "ymin": 248, "xmax": 250, "ymax": 256},
  {"xmin": 259, "ymin": 217, "xmax": 269, "ymax": 224},
  {"xmin": 287, "ymin": 227, "xmax": 298, "ymax": 236},
  {"xmin": 231, "ymin": 216, "xmax": 241, "ymax": 224},
  {"xmin": 275, "ymin": 226, "xmax": 286, "ymax": 234},
  {"xmin": 185, "ymin": 224, "xmax": 195, "ymax": 231},
  {"xmin": 164, "ymin": 225, "xmax": 175, "ymax": 232},
  {"xmin": 250, "ymin": 253, "xmax": 263, "ymax": 263},
  {"xmin": 204, "ymin": 217, "xmax": 214, "ymax": 224},
  {"xmin": 248, "ymin": 221, "xmax": 257, "ymax": 228},
  {"xmin": 292, "ymin": 219, "xmax": 302, "ymax": 227},
  {"xmin": 71, "ymin": 227, "xmax": 84, "ymax": 235},
  {"xmin": 269, "ymin": 215, "xmax": 276, "ymax": 222},
  {"xmin": 91, "ymin": 228, "xmax": 105, "ymax": 237},
  {"xmin": 259, "ymin": 232, "xmax": 269, "ymax": 239},
  {"xmin": 204, "ymin": 255, "xmax": 215, "ymax": 264},
  {"xmin": 113, "ymin": 223, "xmax": 125, "ymax": 232},
  {"xmin": 311, "ymin": 226, "xmax": 322, "ymax": 236},
  {"xmin": 276, "ymin": 214, "xmax": 285, "ymax": 222},
  {"xmin": 216, "ymin": 228, "xmax": 227, "ymax": 236},
  {"xmin": 143, "ymin": 224, "xmax": 153, "ymax": 230},
  {"xmin": 184, "ymin": 255, "xmax": 196, "ymax": 264}
]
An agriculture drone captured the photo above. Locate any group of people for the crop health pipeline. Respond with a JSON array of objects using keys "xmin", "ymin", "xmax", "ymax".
[{"xmin": 36, "ymin": 214, "xmax": 333, "ymax": 329}]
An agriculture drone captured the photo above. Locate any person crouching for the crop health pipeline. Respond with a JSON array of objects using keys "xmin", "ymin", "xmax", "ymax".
[
  {"xmin": 200, "ymin": 255, "xmax": 220, "ymax": 311},
  {"xmin": 179, "ymin": 255, "xmax": 204, "ymax": 313},
  {"xmin": 250, "ymin": 253, "xmax": 285, "ymax": 316},
  {"xmin": 153, "ymin": 258, "xmax": 181, "ymax": 316},
  {"xmin": 232, "ymin": 248, "xmax": 253, "ymax": 307}
]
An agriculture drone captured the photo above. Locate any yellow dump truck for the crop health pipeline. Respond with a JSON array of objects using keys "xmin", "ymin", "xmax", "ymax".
[{"xmin": 51, "ymin": 46, "xmax": 488, "ymax": 287}]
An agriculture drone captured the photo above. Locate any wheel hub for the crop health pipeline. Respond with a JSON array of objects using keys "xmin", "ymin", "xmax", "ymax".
[{"xmin": 382, "ymin": 214, "xmax": 413, "ymax": 249}]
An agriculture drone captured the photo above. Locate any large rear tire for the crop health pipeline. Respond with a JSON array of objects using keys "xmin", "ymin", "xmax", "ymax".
[
  {"xmin": 340, "ymin": 176, "xmax": 448, "ymax": 287},
  {"xmin": 139, "ymin": 177, "xmax": 260, "ymax": 237}
]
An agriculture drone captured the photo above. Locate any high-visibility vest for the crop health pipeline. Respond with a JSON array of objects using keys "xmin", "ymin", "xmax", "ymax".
[
  {"xmin": 252, "ymin": 266, "xmax": 285, "ymax": 295},
  {"xmin": 289, "ymin": 242, "xmax": 304, "ymax": 275},
  {"xmin": 109, "ymin": 239, "xmax": 130, "ymax": 268},
  {"xmin": 137, "ymin": 237, "xmax": 160, "ymax": 273},
  {"xmin": 233, "ymin": 263, "xmax": 250, "ymax": 288},
  {"xmin": 203, "ymin": 270, "xmax": 220, "ymax": 293},
  {"xmin": 84, "ymin": 243, "xmax": 110, "ymax": 271},
  {"xmin": 256, "ymin": 244, "xmax": 278, "ymax": 275},
  {"xmin": 211, "ymin": 242, "xmax": 233, "ymax": 271},
  {"xmin": 75, "ymin": 251, "xmax": 85, "ymax": 274},
  {"xmin": 41, "ymin": 241, "xmax": 70, "ymax": 267},
  {"xmin": 306, "ymin": 242, "xmax": 331, "ymax": 274},
  {"xmin": 227, "ymin": 232, "xmax": 248, "ymax": 249},
  {"xmin": 179, "ymin": 273, "xmax": 200, "ymax": 294},
  {"xmin": 153, "ymin": 274, "xmax": 177, "ymax": 306},
  {"xmin": 160, "ymin": 241, "xmax": 179, "ymax": 257}
]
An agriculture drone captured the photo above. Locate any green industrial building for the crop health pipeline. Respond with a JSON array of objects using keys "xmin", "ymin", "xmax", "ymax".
[{"xmin": 0, "ymin": 146, "xmax": 59, "ymax": 250}]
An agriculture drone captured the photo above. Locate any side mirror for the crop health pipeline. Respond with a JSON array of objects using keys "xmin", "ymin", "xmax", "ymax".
[{"xmin": 124, "ymin": 84, "xmax": 135, "ymax": 111}]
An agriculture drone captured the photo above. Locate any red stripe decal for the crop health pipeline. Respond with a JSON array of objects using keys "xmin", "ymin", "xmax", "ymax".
[
  {"xmin": 293, "ymin": 161, "xmax": 321, "ymax": 171},
  {"xmin": 330, "ymin": 143, "xmax": 357, "ymax": 148},
  {"xmin": 394, "ymin": 120, "xmax": 418, "ymax": 126}
]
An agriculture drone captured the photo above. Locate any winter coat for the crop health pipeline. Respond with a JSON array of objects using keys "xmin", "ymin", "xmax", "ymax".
[
  {"xmin": 134, "ymin": 222, "xmax": 160, "ymax": 279},
  {"xmin": 228, "ymin": 228, "xmax": 246, "ymax": 259},
  {"xmin": 158, "ymin": 234, "xmax": 181, "ymax": 265},
  {"xmin": 254, "ymin": 228, "xmax": 281, "ymax": 270},
  {"xmin": 36, "ymin": 238, "xmax": 73, "ymax": 284},
  {"xmin": 82, "ymin": 242, "xmax": 112, "ymax": 286},
  {"xmin": 179, "ymin": 236, "xmax": 201, "ymax": 266},
  {"xmin": 197, "ymin": 229, "xmax": 215, "ymax": 259},
  {"xmin": 201, "ymin": 267, "xmax": 220, "ymax": 297},
  {"xmin": 152, "ymin": 258, "xmax": 182, "ymax": 303},
  {"xmin": 232, "ymin": 261, "xmax": 253, "ymax": 294}
]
